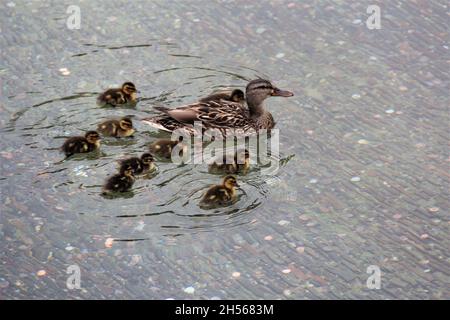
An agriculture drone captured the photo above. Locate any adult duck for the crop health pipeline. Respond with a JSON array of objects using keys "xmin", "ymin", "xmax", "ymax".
[{"xmin": 142, "ymin": 79, "xmax": 293, "ymax": 137}]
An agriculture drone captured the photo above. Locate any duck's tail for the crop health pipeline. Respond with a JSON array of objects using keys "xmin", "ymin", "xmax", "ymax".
[{"xmin": 140, "ymin": 105, "xmax": 175, "ymax": 132}]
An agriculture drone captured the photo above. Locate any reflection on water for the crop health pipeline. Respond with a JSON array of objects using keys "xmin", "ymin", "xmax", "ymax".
[{"xmin": 1, "ymin": 0, "xmax": 449, "ymax": 299}]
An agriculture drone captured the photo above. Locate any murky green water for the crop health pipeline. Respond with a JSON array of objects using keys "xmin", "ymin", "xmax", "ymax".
[{"xmin": 1, "ymin": 0, "xmax": 449, "ymax": 299}]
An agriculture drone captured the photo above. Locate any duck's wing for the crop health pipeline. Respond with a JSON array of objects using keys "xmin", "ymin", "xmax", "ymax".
[
  {"xmin": 97, "ymin": 89, "xmax": 124, "ymax": 106},
  {"xmin": 153, "ymin": 105, "xmax": 199, "ymax": 123},
  {"xmin": 142, "ymin": 114, "xmax": 184, "ymax": 132},
  {"xmin": 142, "ymin": 101, "xmax": 255, "ymax": 137},
  {"xmin": 197, "ymin": 101, "xmax": 250, "ymax": 129},
  {"xmin": 154, "ymin": 101, "xmax": 250, "ymax": 128}
]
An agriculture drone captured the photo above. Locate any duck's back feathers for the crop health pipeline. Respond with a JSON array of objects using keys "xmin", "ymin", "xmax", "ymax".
[
  {"xmin": 153, "ymin": 105, "xmax": 199, "ymax": 123},
  {"xmin": 144, "ymin": 101, "xmax": 254, "ymax": 137},
  {"xmin": 119, "ymin": 157, "xmax": 142, "ymax": 174},
  {"xmin": 97, "ymin": 118, "xmax": 135, "ymax": 137},
  {"xmin": 62, "ymin": 137, "xmax": 95, "ymax": 156},
  {"xmin": 142, "ymin": 115, "xmax": 180, "ymax": 132},
  {"xmin": 149, "ymin": 139, "xmax": 184, "ymax": 159},
  {"xmin": 103, "ymin": 174, "xmax": 134, "ymax": 193},
  {"xmin": 97, "ymin": 89, "xmax": 126, "ymax": 106},
  {"xmin": 97, "ymin": 120, "xmax": 119, "ymax": 136},
  {"xmin": 200, "ymin": 185, "xmax": 233, "ymax": 205}
]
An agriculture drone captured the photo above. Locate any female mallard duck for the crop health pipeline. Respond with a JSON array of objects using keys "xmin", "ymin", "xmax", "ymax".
[
  {"xmin": 97, "ymin": 82, "xmax": 138, "ymax": 106},
  {"xmin": 199, "ymin": 175, "xmax": 240, "ymax": 207},
  {"xmin": 199, "ymin": 89, "xmax": 245, "ymax": 103},
  {"xmin": 97, "ymin": 117, "xmax": 135, "ymax": 137},
  {"xmin": 103, "ymin": 163, "xmax": 135, "ymax": 193},
  {"xmin": 149, "ymin": 139, "xmax": 187, "ymax": 159},
  {"xmin": 142, "ymin": 79, "xmax": 293, "ymax": 137},
  {"xmin": 208, "ymin": 149, "xmax": 250, "ymax": 174},
  {"xmin": 119, "ymin": 153, "xmax": 155, "ymax": 175},
  {"xmin": 61, "ymin": 131, "xmax": 101, "ymax": 157}
]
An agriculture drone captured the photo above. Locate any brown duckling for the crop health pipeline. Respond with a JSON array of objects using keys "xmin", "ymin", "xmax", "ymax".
[
  {"xmin": 97, "ymin": 117, "xmax": 135, "ymax": 137},
  {"xmin": 208, "ymin": 149, "xmax": 250, "ymax": 174},
  {"xmin": 97, "ymin": 82, "xmax": 138, "ymax": 106},
  {"xmin": 199, "ymin": 89, "xmax": 245, "ymax": 103},
  {"xmin": 119, "ymin": 153, "xmax": 156, "ymax": 175},
  {"xmin": 102, "ymin": 163, "xmax": 135, "ymax": 194},
  {"xmin": 149, "ymin": 139, "xmax": 187, "ymax": 159},
  {"xmin": 199, "ymin": 175, "xmax": 240, "ymax": 207},
  {"xmin": 61, "ymin": 131, "xmax": 101, "ymax": 157}
]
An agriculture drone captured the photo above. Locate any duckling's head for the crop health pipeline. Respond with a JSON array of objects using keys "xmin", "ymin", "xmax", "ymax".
[
  {"xmin": 141, "ymin": 153, "xmax": 154, "ymax": 165},
  {"xmin": 223, "ymin": 175, "xmax": 239, "ymax": 189},
  {"xmin": 230, "ymin": 89, "xmax": 245, "ymax": 102},
  {"xmin": 119, "ymin": 117, "xmax": 133, "ymax": 130},
  {"xmin": 119, "ymin": 163, "xmax": 134, "ymax": 177},
  {"xmin": 85, "ymin": 131, "xmax": 100, "ymax": 144},
  {"xmin": 246, "ymin": 79, "xmax": 294, "ymax": 108},
  {"xmin": 122, "ymin": 82, "xmax": 137, "ymax": 95}
]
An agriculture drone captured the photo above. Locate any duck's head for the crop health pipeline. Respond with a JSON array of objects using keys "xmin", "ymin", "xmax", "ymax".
[
  {"xmin": 141, "ymin": 153, "xmax": 154, "ymax": 165},
  {"xmin": 230, "ymin": 89, "xmax": 245, "ymax": 103},
  {"xmin": 120, "ymin": 163, "xmax": 134, "ymax": 177},
  {"xmin": 246, "ymin": 79, "xmax": 293, "ymax": 108},
  {"xmin": 223, "ymin": 175, "xmax": 239, "ymax": 189},
  {"xmin": 119, "ymin": 117, "xmax": 133, "ymax": 130},
  {"xmin": 85, "ymin": 131, "xmax": 101, "ymax": 144},
  {"xmin": 122, "ymin": 82, "xmax": 137, "ymax": 95}
]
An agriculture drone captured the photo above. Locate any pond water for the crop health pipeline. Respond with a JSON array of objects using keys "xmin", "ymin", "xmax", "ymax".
[{"xmin": 1, "ymin": 0, "xmax": 449, "ymax": 299}]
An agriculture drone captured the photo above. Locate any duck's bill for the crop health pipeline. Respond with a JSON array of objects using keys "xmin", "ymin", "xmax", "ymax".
[{"xmin": 272, "ymin": 88, "xmax": 294, "ymax": 97}]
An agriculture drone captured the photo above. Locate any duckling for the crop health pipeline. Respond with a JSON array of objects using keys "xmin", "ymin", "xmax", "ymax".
[
  {"xmin": 208, "ymin": 149, "xmax": 250, "ymax": 174},
  {"xmin": 97, "ymin": 82, "xmax": 138, "ymax": 106},
  {"xmin": 199, "ymin": 89, "xmax": 245, "ymax": 103},
  {"xmin": 119, "ymin": 153, "xmax": 155, "ymax": 175},
  {"xmin": 102, "ymin": 163, "xmax": 135, "ymax": 194},
  {"xmin": 200, "ymin": 175, "xmax": 240, "ymax": 207},
  {"xmin": 149, "ymin": 139, "xmax": 187, "ymax": 159},
  {"xmin": 97, "ymin": 117, "xmax": 135, "ymax": 137},
  {"xmin": 61, "ymin": 131, "xmax": 101, "ymax": 157}
]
